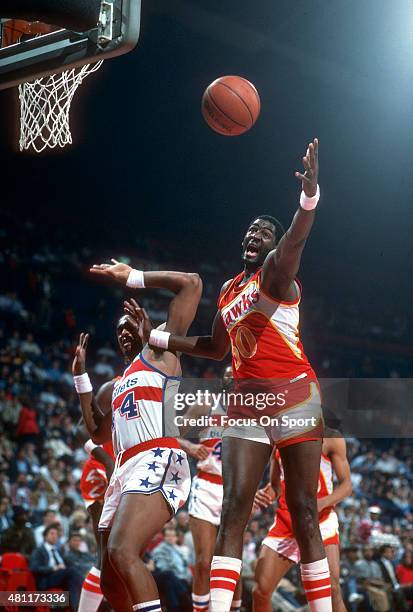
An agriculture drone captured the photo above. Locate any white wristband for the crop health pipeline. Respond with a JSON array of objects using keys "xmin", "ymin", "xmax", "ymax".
[
  {"xmin": 74, "ymin": 373, "xmax": 93, "ymax": 394},
  {"xmin": 149, "ymin": 329, "xmax": 171, "ymax": 350},
  {"xmin": 84, "ymin": 439, "xmax": 99, "ymax": 455},
  {"xmin": 126, "ymin": 269, "xmax": 145, "ymax": 288},
  {"xmin": 300, "ymin": 185, "xmax": 320, "ymax": 210}
]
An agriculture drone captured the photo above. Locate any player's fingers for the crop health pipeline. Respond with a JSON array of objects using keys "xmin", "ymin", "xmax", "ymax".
[
  {"xmin": 83, "ymin": 333, "xmax": 89, "ymax": 349},
  {"xmin": 303, "ymin": 155, "xmax": 311, "ymax": 171},
  {"xmin": 111, "ymin": 258, "xmax": 120, "ymax": 264},
  {"xmin": 130, "ymin": 298, "xmax": 141, "ymax": 310},
  {"xmin": 309, "ymin": 142, "xmax": 315, "ymax": 166}
]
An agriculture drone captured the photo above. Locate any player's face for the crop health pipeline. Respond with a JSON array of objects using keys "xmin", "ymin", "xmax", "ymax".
[
  {"xmin": 116, "ymin": 315, "xmax": 142, "ymax": 362},
  {"xmin": 222, "ymin": 365, "xmax": 233, "ymax": 391},
  {"xmin": 242, "ymin": 218, "xmax": 276, "ymax": 266}
]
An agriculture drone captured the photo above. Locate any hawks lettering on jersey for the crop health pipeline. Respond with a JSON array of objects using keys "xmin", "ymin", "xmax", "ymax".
[{"xmin": 219, "ymin": 269, "xmax": 315, "ymax": 381}]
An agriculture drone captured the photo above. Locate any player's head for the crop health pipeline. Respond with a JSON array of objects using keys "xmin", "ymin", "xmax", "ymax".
[
  {"xmin": 222, "ymin": 364, "xmax": 233, "ymax": 391},
  {"xmin": 116, "ymin": 314, "xmax": 143, "ymax": 362},
  {"xmin": 242, "ymin": 215, "xmax": 285, "ymax": 267}
]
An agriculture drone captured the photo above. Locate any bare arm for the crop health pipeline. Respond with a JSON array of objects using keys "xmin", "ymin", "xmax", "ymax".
[
  {"xmin": 90, "ymin": 444, "xmax": 115, "ymax": 480},
  {"xmin": 318, "ymin": 437, "xmax": 352, "ymax": 512},
  {"xmin": 91, "ymin": 262, "xmax": 203, "ymax": 337},
  {"xmin": 260, "ymin": 138, "xmax": 319, "ymax": 302},
  {"xmin": 72, "ymin": 333, "xmax": 113, "ymax": 443}
]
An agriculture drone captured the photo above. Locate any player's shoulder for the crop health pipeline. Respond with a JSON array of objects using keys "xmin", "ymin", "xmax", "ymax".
[{"xmin": 141, "ymin": 345, "xmax": 181, "ymax": 378}]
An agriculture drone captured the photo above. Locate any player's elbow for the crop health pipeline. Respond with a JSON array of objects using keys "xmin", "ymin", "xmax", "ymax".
[{"xmin": 184, "ymin": 272, "xmax": 203, "ymax": 293}]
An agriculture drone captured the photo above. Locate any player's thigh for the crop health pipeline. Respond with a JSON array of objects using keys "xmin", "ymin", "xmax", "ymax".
[
  {"xmin": 255, "ymin": 544, "xmax": 294, "ymax": 594},
  {"xmin": 279, "ymin": 439, "xmax": 322, "ymax": 506},
  {"xmin": 108, "ymin": 491, "xmax": 172, "ymax": 558},
  {"xmin": 222, "ymin": 437, "xmax": 271, "ymax": 508},
  {"xmin": 190, "ymin": 515, "xmax": 217, "ymax": 560}
]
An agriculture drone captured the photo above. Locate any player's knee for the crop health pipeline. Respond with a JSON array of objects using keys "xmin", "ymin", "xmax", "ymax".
[
  {"xmin": 107, "ymin": 542, "xmax": 134, "ymax": 575},
  {"xmin": 195, "ymin": 555, "xmax": 212, "ymax": 578},
  {"xmin": 287, "ymin": 492, "xmax": 318, "ymax": 538},
  {"xmin": 221, "ymin": 490, "xmax": 251, "ymax": 526},
  {"xmin": 253, "ymin": 581, "xmax": 272, "ymax": 600}
]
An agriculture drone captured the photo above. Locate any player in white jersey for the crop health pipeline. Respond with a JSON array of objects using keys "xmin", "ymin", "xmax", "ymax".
[
  {"xmin": 252, "ymin": 432, "xmax": 351, "ymax": 612},
  {"xmin": 74, "ymin": 261, "xmax": 202, "ymax": 612},
  {"xmin": 180, "ymin": 366, "xmax": 242, "ymax": 612}
]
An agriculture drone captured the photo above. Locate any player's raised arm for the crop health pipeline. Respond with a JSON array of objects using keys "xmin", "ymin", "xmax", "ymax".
[
  {"xmin": 72, "ymin": 332, "xmax": 113, "ymax": 444},
  {"xmin": 91, "ymin": 260, "xmax": 202, "ymax": 336},
  {"xmin": 260, "ymin": 138, "xmax": 320, "ymax": 302},
  {"xmin": 91, "ymin": 260, "xmax": 230, "ymax": 360}
]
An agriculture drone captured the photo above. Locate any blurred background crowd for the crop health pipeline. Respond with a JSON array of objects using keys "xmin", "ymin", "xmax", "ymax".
[{"xmin": 1, "ymin": 211, "xmax": 413, "ymax": 611}]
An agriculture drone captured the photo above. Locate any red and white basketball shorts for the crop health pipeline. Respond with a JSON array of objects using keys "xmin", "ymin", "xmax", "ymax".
[
  {"xmin": 222, "ymin": 381, "xmax": 323, "ymax": 447},
  {"xmin": 80, "ymin": 458, "xmax": 108, "ymax": 508},
  {"xmin": 188, "ymin": 472, "xmax": 223, "ymax": 527},
  {"xmin": 262, "ymin": 510, "xmax": 340, "ymax": 563},
  {"xmin": 98, "ymin": 438, "xmax": 191, "ymax": 531}
]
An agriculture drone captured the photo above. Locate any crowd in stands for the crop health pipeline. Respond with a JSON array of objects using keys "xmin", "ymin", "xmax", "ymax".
[{"xmin": 1, "ymin": 211, "xmax": 413, "ymax": 610}]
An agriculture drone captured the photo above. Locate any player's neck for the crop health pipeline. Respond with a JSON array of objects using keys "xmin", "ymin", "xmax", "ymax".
[{"xmin": 243, "ymin": 263, "xmax": 259, "ymax": 282}]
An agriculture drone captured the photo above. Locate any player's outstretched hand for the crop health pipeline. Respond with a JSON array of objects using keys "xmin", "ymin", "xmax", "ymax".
[
  {"xmin": 124, "ymin": 298, "xmax": 153, "ymax": 345},
  {"xmin": 72, "ymin": 332, "xmax": 89, "ymax": 376},
  {"xmin": 295, "ymin": 138, "xmax": 319, "ymax": 197},
  {"xmin": 90, "ymin": 259, "xmax": 132, "ymax": 284}
]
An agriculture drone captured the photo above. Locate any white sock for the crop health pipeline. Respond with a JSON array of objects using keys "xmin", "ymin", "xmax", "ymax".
[
  {"xmin": 78, "ymin": 567, "xmax": 103, "ymax": 612},
  {"xmin": 231, "ymin": 598, "xmax": 242, "ymax": 611},
  {"xmin": 301, "ymin": 558, "xmax": 332, "ymax": 612},
  {"xmin": 132, "ymin": 599, "xmax": 162, "ymax": 612},
  {"xmin": 210, "ymin": 556, "xmax": 242, "ymax": 612},
  {"xmin": 193, "ymin": 592, "xmax": 210, "ymax": 611}
]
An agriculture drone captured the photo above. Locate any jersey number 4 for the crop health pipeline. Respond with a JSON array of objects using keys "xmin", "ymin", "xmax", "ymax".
[{"xmin": 119, "ymin": 392, "xmax": 140, "ymax": 420}]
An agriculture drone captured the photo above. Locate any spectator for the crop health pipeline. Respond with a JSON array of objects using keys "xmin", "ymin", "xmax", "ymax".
[
  {"xmin": 63, "ymin": 532, "xmax": 95, "ymax": 578},
  {"xmin": 397, "ymin": 551, "xmax": 413, "ymax": 604},
  {"xmin": 377, "ymin": 545, "xmax": 408, "ymax": 611},
  {"xmin": 152, "ymin": 527, "xmax": 192, "ymax": 612},
  {"xmin": 354, "ymin": 545, "xmax": 390, "ymax": 611},
  {"xmin": 29, "ymin": 524, "xmax": 83, "ymax": 611},
  {"xmin": 33, "ymin": 509, "xmax": 60, "ymax": 546},
  {"xmin": 0, "ymin": 495, "xmax": 12, "ymax": 532},
  {"xmin": 0, "ymin": 506, "xmax": 36, "ymax": 556}
]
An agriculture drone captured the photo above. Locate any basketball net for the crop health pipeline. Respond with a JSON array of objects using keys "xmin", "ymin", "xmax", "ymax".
[{"xmin": 19, "ymin": 61, "xmax": 103, "ymax": 153}]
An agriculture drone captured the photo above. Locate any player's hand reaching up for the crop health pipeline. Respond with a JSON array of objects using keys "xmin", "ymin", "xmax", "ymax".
[
  {"xmin": 295, "ymin": 138, "xmax": 319, "ymax": 197},
  {"xmin": 72, "ymin": 332, "xmax": 89, "ymax": 375},
  {"xmin": 124, "ymin": 298, "xmax": 153, "ymax": 345},
  {"xmin": 90, "ymin": 259, "xmax": 132, "ymax": 284}
]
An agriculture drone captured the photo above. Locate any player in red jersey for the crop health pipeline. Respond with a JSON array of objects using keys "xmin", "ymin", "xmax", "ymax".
[
  {"xmin": 75, "ymin": 263, "xmax": 202, "ymax": 612},
  {"xmin": 252, "ymin": 433, "xmax": 351, "ymax": 612},
  {"xmin": 179, "ymin": 366, "xmax": 242, "ymax": 612},
  {"xmin": 78, "ymin": 438, "xmax": 115, "ymax": 612},
  {"xmin": 142, "ymin": 139, "xmax": 332, "ymax": 612}
]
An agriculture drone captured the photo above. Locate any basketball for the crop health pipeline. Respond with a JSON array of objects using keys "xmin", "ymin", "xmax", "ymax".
[{"xmin": 201, "ymin": 76, "xmax": 261, "ymax": 136}]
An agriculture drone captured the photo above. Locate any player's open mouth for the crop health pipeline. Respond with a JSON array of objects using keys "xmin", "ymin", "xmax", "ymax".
[{"xmin": 245, "ymin": 241, "xmax": 260, "ymax": 257}]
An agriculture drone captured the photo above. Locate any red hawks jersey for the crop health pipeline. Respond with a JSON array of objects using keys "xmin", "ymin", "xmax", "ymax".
[
  {"xmin": 268, "ymin": 450, "xmax": 334, "ymax": 538},
  {"xmin": 196, "ymin": 404, "xmax": 225, "ymax": 477},
  {"xmin": 111, "ymin": 353, "xmax": 180, "ymax": 454},
  {"xmin": 218, "ymin": 269, "xmax": 315, "ymax": 381}
]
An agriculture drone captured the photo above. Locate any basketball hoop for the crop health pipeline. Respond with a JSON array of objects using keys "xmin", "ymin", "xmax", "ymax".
[
  {"xmin": 2, "ymin": 20, "xmax": 104, "ymax": 153},
  {"xmin": 19, "ymin": 61, "xmax": 103, "ymax": 153}
]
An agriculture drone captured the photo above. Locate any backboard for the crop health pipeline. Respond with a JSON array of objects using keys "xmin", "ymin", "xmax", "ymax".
[{"xmin": 0, "ymin": 0, "xmax": 141, "ymax": 90}]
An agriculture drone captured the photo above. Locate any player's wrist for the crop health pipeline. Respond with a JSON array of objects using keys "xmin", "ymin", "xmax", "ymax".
[
  {"xmin": 149, "ymin": 329, "xmax": 170, "ymax": 350},
  {"xmin": 126, "ymin": 268, "xmax": 146, "ymax": 288},
  {"xmin": 300, "ymin": 184, "xmax": 320, "ymax": 210},
  {"xmin": 74, "ymin": 372, "xmax": 93, "ymax": 394}
]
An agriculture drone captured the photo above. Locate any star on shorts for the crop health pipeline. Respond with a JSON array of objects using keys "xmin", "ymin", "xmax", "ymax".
[
  {"xmin": 153, "ymin": 448, "xmax": 165, "ymax": 458},
  {"xmin": 140, "ymin": 477, "xmax": 152, "ymax": 488},
  {"xmin": 170, "ymin": 471, "xmax": 181, "ymax": 484},
  {"xmin": 168, "ymin": 490, "xmax": 177, "ymax": 501},
  {"xmin": 175, "ymin": 453, "xmax": 184, "ymax": 464},
  {"xmin": 147, "ymin": 462, "xmax": 159, "ymax": 472}
]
